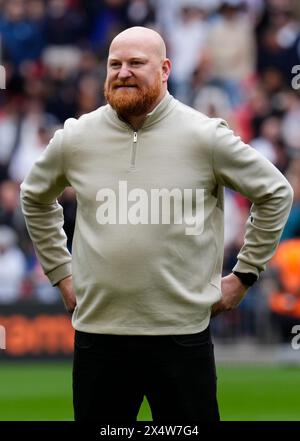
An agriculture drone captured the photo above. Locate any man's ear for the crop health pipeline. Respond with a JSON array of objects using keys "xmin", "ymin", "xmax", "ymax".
[{"xmin": 162, "ymin": 58, "xmax": 172, "ymax": 82}]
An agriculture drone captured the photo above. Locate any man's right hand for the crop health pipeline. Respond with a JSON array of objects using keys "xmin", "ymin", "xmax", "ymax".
[{"xmin": 58, "ymin": 275, "xmax": 77, "ymax": 314}]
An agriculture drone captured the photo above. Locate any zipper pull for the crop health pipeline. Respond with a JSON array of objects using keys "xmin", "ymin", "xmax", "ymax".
[{"xmin": 129, "ymin": 131, "xmax": 138, "ymax": 171}]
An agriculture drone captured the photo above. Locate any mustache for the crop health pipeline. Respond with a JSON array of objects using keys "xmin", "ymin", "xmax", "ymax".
[{"xmin": 112, "ymin": 82, "xmax": 139, "ymax": 88}]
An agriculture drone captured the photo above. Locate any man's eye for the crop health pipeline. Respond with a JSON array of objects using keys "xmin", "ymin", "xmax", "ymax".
[
  {"xmin": 131, "ymin": 61, "xmax": 143, "ymax": 66},
  {"xmin": 110, "ymin": 63, "xmax": 121, "ymax": 68}
]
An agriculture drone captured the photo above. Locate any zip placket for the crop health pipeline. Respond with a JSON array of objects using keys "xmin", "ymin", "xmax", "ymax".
[{"xmin": 129, "ymin": 131, "xmax": 138, "ymax": 171}]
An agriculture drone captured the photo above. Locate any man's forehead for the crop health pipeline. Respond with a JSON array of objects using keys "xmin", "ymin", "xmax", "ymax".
[
  {"xmin": 109, "ymin": 35, "xmax": 163, "ymax": 61},
  {"xmin": 108, "ymin": 47, "xmax": 150, "ymax": 61}
]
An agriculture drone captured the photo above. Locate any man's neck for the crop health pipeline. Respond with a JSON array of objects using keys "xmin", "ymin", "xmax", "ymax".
[{"xmin": 123, "ymin": 113, "xmax": 148, "ymax": 131}]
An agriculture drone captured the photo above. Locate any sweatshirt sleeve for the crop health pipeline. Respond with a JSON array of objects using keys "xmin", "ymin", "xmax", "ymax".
[
  {"xmin": 20, "ymin": 127, "xmax": 72, "ymax": 286},
  {"xmin": 212, "ymin": 119, "xmax": 293, "ymax": 277}
]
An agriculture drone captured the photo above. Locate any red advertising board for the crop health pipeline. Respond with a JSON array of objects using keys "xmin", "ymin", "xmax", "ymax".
[{"xmin": 0, "ymin": 302, "xmax": 74, "ymax": 359}]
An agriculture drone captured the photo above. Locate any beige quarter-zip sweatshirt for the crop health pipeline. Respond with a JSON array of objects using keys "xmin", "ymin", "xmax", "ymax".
[{"xmin": 20, "ymin": 93, "xmax": 293, "ymax": 335}]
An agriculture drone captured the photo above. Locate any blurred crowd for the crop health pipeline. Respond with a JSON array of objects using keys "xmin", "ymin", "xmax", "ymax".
[{"xmin": 0, "ymin": 0, "xmax": 300, "ymax": 341}]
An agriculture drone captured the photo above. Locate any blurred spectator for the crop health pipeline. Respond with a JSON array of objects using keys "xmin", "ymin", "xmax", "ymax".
[
  {"xmin": 224, "ymin": 189, "xmax": 248, "ymax": 252},
  {"xmin": 0, "ymin": 0, "xmax": 45, "ymax": 67},
  {"xmin": 205, "ymin": 0, "xmax": 256, "ymax": 107},
  {"xmin": 281, "ymin": 159, "xmax": 300, "ymax": 240},
  {"xmin": 281, "ymin": 92, "xmax": 300, "ymax": 154},
  {"xmin": 266, "ymin": 238, "xmax": 300, "ymax": 342},
  {"xmin": 250, "ymin": 115, "xmax": 289, "ymax": 173},
  {"xmin": 0, "ymin": 96, "xmax": 23, "ymax": 181},
  {"xmin": 26, "ymin": 0, "xmax": 47, "ymax": 23},
  {"xmin": 193, "ymin": 84, "xmax": 233, "ymax": 120},
  {"xmin": 8, "ymin": 98, "xmax": 58, "ymax": 182},
  {"xmin": 32, "ymin": 260, "xmax": 61, "ymax": 303},
  {"xmin": 125, "ymin": 0, "xmax": 156, "ymax": 28},
  {"xmin": 256, "ymin": 0, "xmax": 300, "ymax": 86},
  {"xmin": 41, "ymin": 50, "xmax": 79, "ymax": 121},
  {"xmin": 166, "ymin": 2, "xmax": 209, "ymax": 103},
  {"xmin": 89, "ymin": 0, "xmax": 128, "ymax": 57},
  {"xmin": 251, "ymin": 117, "xmax": 278, "ymax": 162},
  {"xmin": 76, "ymin": 73, "xmax": 103, "ymax": 116},
  {"xmin": 44, "ymin": 0, "xmax": 87, "ymax": 46},
  {"xmin": 0, "ymin": 179, "xmax": 29, "ymax": 253},
  {"xmin": 0, "ymin": 179, "xmax": 22, "ymax": 228},
  {"xmin": 0, "ymin": 225, "xmax": 26, "ymax": 303}
]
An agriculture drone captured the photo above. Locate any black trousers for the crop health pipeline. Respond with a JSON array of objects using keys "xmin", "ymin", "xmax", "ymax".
[{"xmin": 72, "ymin": 325, "xmax": 220, "ymax": 422}]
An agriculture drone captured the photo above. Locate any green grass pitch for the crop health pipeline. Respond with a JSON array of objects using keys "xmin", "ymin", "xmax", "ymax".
[{"xmin": 0, "ymin": 362, "xmax": 299, "ymax": 421}]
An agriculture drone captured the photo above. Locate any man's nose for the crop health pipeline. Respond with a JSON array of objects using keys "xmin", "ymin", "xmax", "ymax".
[{"xmin": 118, "ymin": 64, "xmax": 132, "ymax": 79}]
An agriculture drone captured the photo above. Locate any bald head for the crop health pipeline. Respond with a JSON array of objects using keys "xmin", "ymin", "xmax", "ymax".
[{"xmin": 109, "ymin": 27, "xmax": 167, "ymax": 62}]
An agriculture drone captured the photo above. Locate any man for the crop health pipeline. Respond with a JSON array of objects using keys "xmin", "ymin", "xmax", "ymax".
[{"xmin": 21, "ymin": 27, "xmax": 293, "ymax": 421}]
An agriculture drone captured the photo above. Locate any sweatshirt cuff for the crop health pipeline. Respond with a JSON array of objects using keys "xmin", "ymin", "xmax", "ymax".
[
  {"xmin": 46, "ymin": 262, "xmax": 72, "ymax": 286},
  {"xmin": 232, "ymin": 260, "xmax": 260, "ymax": 278}
]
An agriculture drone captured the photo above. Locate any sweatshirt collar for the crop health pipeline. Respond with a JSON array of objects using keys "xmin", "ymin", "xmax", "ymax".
[{"xmin": 106, "ymin": 91, "xmax": 176, "ymax": 130}]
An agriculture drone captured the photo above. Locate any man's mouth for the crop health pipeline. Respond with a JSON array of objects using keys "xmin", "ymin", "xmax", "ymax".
[{"xmin": 114, "ymin": 85, "xmax": 138, "ymax": 89}]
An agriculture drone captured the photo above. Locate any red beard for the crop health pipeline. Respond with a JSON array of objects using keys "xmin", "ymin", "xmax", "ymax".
[{"xmin": 104, "ymin": 74, "xmax": 162, "ymax": 117}]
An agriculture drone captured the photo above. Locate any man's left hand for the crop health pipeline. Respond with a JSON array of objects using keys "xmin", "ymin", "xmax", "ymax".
[{"xmin": 211, "ymin": 273, "xmax": 248, "ymax": 317}]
